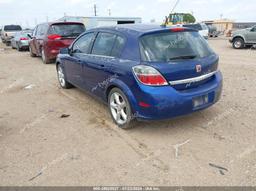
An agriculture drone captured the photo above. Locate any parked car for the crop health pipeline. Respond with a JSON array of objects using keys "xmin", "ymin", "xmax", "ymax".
[
  {"xmin": 207, "ymin": 25, "xmax": 220, "ymax": 38},
  {"xmin": 229, "ymin": 25, "xmax": 256, "ymax": 49},
  {"xmin": 28, "ymin": 22, "xmax": 86, "ymax": 64},
  {"xmin": 11, "ymin": 30, "xmax": 32, "ymax": 51},
  {"xmin": 1, "ymin": 25, "xmax": 22, "ymax": 45},
  {"xmin": 56, "ymin": 25, "xmax": 223, "ymax": 129},
  {"xmin": 182, "ymin": 23, "xmax": 209, "ymax": 39}
]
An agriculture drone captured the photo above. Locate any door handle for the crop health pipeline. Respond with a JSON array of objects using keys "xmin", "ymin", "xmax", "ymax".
[{"xmin": 100, "ymin": 64, "xmax": 105, "ymax": 68}]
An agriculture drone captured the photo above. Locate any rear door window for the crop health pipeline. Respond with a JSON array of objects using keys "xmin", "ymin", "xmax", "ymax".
[
  {"xmin": 72, "ymin": 33, "xmax": 94, "ymax": 54},
  {"xmin": 49, "ymin": 24, "xmax": 85, "ymax": 38},
  {"xmin": 111, "ymin": 36, "xmax": 126, "ymax": 57},
  {"xmin": 91, "ymin": 32, "xmax": 118, "ymax": 57}
]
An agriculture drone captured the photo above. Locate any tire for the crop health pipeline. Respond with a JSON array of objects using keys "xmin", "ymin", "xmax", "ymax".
[
  {"xmin": 233, "ymin": 38, "xmax": 244, "ymax": 49},
  {"xmin": 108, "ymin": 88, "xmax": 136, "ymax": 129},
  {"xmin": 41, "ymin": 49, "xmax": 51, "ymax": 64},
  {"xmin": 29, "ymin": 46, "xmax": 36, "ymax": 57},
  {"xmin": 17, "ymin": 43, "xmax": 21, "ymax": 51},
  {"xmin": 57, "ymin": 64, "xmax": 73, "ymax": 89}
]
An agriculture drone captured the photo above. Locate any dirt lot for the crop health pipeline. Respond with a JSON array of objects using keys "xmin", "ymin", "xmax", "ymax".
[{"xmin": 0, "ymin": 39, "xmax": 255, "ymax": 186}]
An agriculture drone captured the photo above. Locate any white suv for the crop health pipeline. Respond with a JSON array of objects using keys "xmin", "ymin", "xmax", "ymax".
[
  {"xmin": 182, "ymin": 23, "xmax": 209, "ymax": 39},
  {"xmin": 1, "ymin": 25, "xmax": 22, "ymax": 45}
]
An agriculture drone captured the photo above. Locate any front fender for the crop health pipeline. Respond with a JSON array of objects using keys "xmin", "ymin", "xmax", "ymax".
[
  {"xmin": 232, "ymin": 34, "xmax": 246, "ymax": 42},
  {"xmin": 105, "ymin": 79, "xmax": 139, "ymax": 114}
]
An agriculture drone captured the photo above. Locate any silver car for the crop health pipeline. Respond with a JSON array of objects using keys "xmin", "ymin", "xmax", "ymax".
[{"xmin": 11, "ymin": 30, "xmax": 32, "ymax": 51}]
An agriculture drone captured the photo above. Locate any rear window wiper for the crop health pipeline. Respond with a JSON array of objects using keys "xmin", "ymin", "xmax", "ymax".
[{"xmin": 169, "ymin": 55, "xmax": 197, "ymax": 61}]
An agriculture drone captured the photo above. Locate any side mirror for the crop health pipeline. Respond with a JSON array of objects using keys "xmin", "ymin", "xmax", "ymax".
[
  {"xmin": 27, "ymin": 34, "xmax": 33, "ymax": 39},
  {"xmin": 60, "ymin": 47, "xmax": 70, "ymax": 55}
]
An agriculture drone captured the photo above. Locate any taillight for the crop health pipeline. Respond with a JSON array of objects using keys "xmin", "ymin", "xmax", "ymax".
[
  {"xmin": 133, "ymin": 65, "xmax": 168, "ymax": 86},
  {"xmin": 171, "ymin": 28, "xmax": 185, "ymax": 32},
  {"xmin": 48, "ymin": 34, "xmax": 62, "ymax": 40},
  {"xmin": 20, "ymin": 37, "xmax": 29, "ymax": 40}
]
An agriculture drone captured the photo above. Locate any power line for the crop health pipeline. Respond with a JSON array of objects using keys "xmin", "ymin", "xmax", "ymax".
[{"xmin": 171, "ymin": 0, "xmax": 180, "ymax": 13}]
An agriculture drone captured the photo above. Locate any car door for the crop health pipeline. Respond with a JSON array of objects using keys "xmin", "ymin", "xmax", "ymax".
[
  {"xmin": 35, "ymin": 24, "xmax": 48, "ymax": 55},
  {"xmin": 246, "ymin": 26, "xmax": 256, "ymax": 43},
  {"xmin": 84, "ymin": 32, "xmax": 125, "ymax": 97},
  {"xmin": 64, "ymin": 32, "xmax": 95, "ymax": 88},
  {"xmin": 30, "ymin": 26, "xmax": 38, "ymax": 54}
]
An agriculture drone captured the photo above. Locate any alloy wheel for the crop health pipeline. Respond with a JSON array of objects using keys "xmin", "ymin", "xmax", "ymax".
[
  {"xmin": 58, "ymin": 65, "xmax": 66, "ymax": 87},
  {"xmin": 234, "ymin": 41, "xmax": 241, "ymax": 48},
  {"xmin": 110, "ymin": 92, "xmax": 128, "ymax": 125}
]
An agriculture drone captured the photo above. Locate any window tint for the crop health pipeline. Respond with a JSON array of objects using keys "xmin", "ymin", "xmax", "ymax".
[
  {"xmin": 4, "ymin": 25, "xmax": 22, "ymax": 31},
  {"xmin": 111, "ymin": 36, "xmax": 125, "ymax": 57},
  {"xmin": 140, "ymin": 32, "xmax": 214, "ymax": 62},
  {"xmin": 73, "ymin": 33, "xmax": 94, "ymax": 53},
  {"xmin": 49, "ymin": 24, "xmax": 85, "ymax": 37},
  {"xmin": 37, "ymin": 24, "xmax": 48, "ymax": 36},
  {"xmin": 183, "ymin": 24, "xmax": 202, "ymax": 31},
  {"xmin": 92, "ymin": 32, "xmax": 117, "ymax": 56}
]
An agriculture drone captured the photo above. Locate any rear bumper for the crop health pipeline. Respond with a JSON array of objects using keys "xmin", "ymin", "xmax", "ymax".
[{"xmin": 133, "ymin": 71, "xmax": 223, "ymax": 121}]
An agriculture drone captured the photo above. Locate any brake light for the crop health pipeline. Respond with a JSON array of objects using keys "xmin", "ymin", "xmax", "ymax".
[
  {"xmin": 133, "ymin": 65, "xmax": 168, "ymax": 86},
  {"xmin": 48, "ymin": 34, "xmax": 62, "ymax": 40},
  {"xmin": 20, "ymin": 37, "xmax": 28, "ymax": 40},
  {"xmin": 171, "ymin": 28, "xmax": 185, "ymax": 32}
]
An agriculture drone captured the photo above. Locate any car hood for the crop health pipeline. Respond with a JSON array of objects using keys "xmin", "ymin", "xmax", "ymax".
[{"xmin": 233, "ymin": 28, "xmax": 250, "ymax": 34}]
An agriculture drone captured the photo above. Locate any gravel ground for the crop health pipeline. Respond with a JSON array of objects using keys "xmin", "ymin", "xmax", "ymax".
[{"xmin": 0, "ymin": 39, "xmax": 255, "ymax": 186}]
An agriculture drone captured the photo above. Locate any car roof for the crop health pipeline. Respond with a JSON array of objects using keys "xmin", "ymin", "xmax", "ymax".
[{"xmin": 91, "ymin": 24, "xmax": 195, "ymax": 37}]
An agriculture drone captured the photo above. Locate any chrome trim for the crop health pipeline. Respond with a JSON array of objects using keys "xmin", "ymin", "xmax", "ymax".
[
  {"xmin": 169, "ymin": 71, "xmax": 217, "ymax": 85},
  {"xmin": 76, "ymin": 53, "xmax": 115, "ymax": 59}
]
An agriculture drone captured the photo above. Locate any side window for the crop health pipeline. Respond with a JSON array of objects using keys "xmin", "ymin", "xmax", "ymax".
[
  {"xmin": 251, "ymin": 27, "xmax": 256, "ymax": 32},
  {"xmin": 35, "ymin": 25, "xmax": 41, "ymax": 36},
  {"xmin": 111, "ymin": 36, "xmax": 126, "ymax": 57},
  {"xmin": 32, "ymin": 26, "xmax": 37, "ymax": 36},
  {"xmin": 92, "ymin": 32, "xmax": 117, "ymax": 56},
  {"xmin": 72, "ymin": 33, "xmax": 94, "ymax": 53}
]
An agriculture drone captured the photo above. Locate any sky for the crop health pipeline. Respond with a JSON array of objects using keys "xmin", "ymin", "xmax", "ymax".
[{"xmin": 0, "ymin": 0, "xmax": 255, "ymax": 28}]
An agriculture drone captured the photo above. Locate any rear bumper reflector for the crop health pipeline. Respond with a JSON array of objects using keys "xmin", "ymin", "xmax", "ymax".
[{"xmin": 169, "ymin": 71, "xmax": 217, "ymax": 85}]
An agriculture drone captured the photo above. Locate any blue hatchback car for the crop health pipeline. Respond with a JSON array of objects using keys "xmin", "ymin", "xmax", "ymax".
[{"xmin": 56, "ymin": 24, "xmax": 223, "ymax": 129}]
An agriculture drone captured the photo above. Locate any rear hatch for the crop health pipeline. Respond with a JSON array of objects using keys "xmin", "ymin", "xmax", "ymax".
[
  {"xmin": 140, "ymin": 29, "xmax": 218, "ymax": 90},
  {"xmin": 47, "ymin": 23, "xmax": 86, "ymax": 48},
  {"xmin": 4, "ymin": 25, "xmax": 22, "ymax": 37}
]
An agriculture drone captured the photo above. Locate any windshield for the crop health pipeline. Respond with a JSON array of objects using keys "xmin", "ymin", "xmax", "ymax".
[
  {"xmin": 183, "ymin": 24, "xmax": 202, "ymax": 31},
  {"xmin": 140, "ymin": 31, "xmax": 214, "ymax": 62},
  {"xmin": 4, "ymin": 25, "xmax": 22, "ymax": 31},
  {"xmin": 49, "ymin": 24, "xmax": 85, "ymax": 37}
]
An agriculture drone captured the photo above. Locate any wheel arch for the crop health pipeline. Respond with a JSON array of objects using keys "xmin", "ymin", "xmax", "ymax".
[
  {"xmin": 232, "ymin": 35, "xmax": 245, "ymax": 42},
  {"xmin": 105, "ymin": 80, "xmax": 139, "ymax": 114}
]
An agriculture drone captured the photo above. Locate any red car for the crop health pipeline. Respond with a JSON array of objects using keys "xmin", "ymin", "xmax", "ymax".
[{"xmin": 28, "ymin": 22, "xmax": 85, "ymax": 64}]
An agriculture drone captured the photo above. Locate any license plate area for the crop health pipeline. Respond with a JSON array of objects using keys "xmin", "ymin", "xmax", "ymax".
[{"xmin": 193, "ymin": 94, "xmax": 209, "ymax": 108}]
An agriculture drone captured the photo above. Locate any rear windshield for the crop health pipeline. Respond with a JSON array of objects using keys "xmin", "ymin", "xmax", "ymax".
[
  {"xmin": 4, "ymin": 25, "xmax": 22, "ymax": 31},
  {"xmin": 140, "ymin": 31, "xmax": 214, "ymax": 62},
  {"xmin": 183, "ymin": 24, "xmax": 202, "ymax": 31},
  {"xmin": 49, "ymin": 24, "xmax": 85, "ymax": 37}
]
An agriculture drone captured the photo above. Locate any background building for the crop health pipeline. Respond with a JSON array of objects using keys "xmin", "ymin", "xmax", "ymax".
[{"xmin": 58, "ymin": 16, "xmax": 142, "ymax": 30}]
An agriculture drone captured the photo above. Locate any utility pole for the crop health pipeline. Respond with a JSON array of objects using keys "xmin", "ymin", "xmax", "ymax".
[
  {"xmin": 94, "ymin": 4, "xmax": 97, "ymax": 16},
  {"xmin": 108, "ymin": 9, "xmax": 111, "ymax": 16}
]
